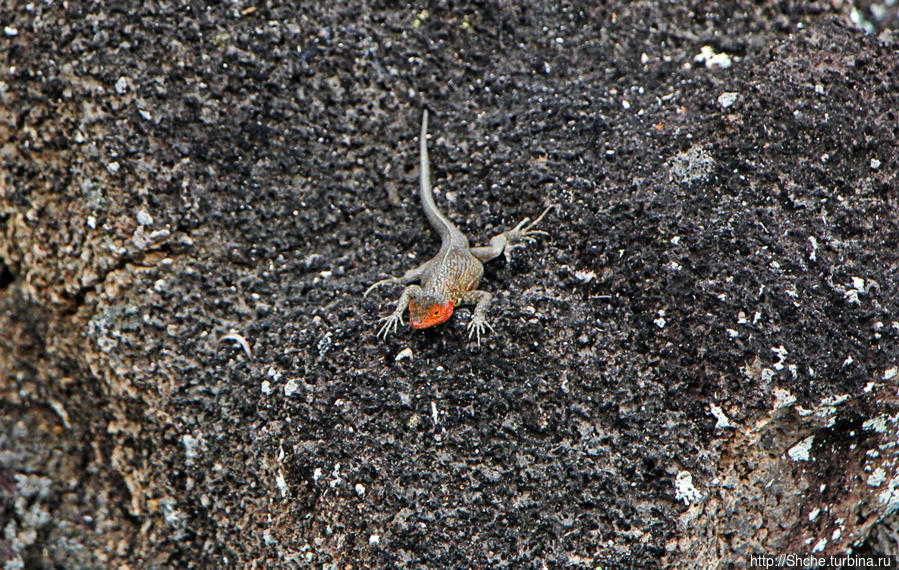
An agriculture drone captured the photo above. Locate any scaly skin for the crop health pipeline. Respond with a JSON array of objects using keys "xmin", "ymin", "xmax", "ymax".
[{"xmin": 365, "ymin": 110, "xmax": 555, "ymax": 346}]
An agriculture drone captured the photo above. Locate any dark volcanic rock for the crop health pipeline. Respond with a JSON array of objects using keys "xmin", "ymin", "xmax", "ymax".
[{"xmin": 1, "ymin": 1, "xmax": 897, "ymax": 568}]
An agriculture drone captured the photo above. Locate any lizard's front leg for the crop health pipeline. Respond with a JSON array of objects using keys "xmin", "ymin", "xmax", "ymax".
[
  {"xmin": 376, "ymin": 284, "xmax": 423, "ymax": 339},
  {"xmin": 364, "ymin": 260, "xmax": 433, "ymax": 298},
  {"xmin": 469, "ymin": 204, "xmax": 557, "ymax": 263},
  {"xmin": 459, "ymin": 290, "xmax": 495, "ymax": 347}
]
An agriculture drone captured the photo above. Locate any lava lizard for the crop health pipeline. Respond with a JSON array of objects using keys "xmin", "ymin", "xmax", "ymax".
[{"xmin": 364, "ymin": 110, "xmax": 554, "ymax": 346}]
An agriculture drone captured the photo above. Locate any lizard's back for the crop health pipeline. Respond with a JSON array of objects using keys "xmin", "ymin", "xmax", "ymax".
[{"xmin": 422, "ymin": 247, "xmax": 483, "ymax": 303}]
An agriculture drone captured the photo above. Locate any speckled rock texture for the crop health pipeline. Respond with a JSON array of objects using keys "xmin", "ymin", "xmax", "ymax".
[{"xmin": 1, "ymin": 1, "xmax": 898, "ymax": 568}]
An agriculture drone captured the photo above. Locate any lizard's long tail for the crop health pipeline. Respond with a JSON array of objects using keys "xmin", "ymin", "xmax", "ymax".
[{"xmin": 419, "ymin": 110, "xmax": 459, "ymax": 242}]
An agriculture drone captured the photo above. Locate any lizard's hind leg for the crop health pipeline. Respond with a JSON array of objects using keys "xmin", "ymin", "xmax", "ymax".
[{"xmin": 468, "ymin": 204, "xmax": 557, "ymax": 264}]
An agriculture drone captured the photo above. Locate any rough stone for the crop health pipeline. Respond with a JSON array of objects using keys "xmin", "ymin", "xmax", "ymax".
[{"xmin": 1, "ymin": 1, "xmax": 898, "ymax": 568}]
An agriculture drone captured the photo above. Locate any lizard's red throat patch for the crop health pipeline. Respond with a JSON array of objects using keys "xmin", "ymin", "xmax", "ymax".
[{"xmin": 409, "ymin": 300, "xmax": 455, "ymax": 329}]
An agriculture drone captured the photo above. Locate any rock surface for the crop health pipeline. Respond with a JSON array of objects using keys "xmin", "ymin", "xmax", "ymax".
[{"xmin": 1, "ymin": 1, "xmax": 898, "ymax": 567}]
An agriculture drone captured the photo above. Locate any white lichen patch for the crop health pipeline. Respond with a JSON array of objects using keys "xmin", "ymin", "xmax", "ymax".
[
  {"xmin": 773, "ymin": 388, "xmax": 796, "ymax": 408},
  {"xmin": 771, "ymin": 346, "xmax": 788, "ymax": 370},
  {"xmin": 694, "ymin": 45, "xmax": 732, "ymax": 69},
  {"xmin": 136, "ymin": 209, "xmax": 154, "ymax": 226},
  {"xmin": 844, "ymin": 277, "xmax": 865, "ymax": 305},
  {"xmin": 879, "ymin": 477, "xmax": 899, "ymax": 514},
  {"xmin": 182, "ymin": 434, "xmax": 202, "ymax": 459},
  {"xmin": 329, "ymin": 463, "xmax": 343, "ymax": 488},
  {"xmin": 284, "ymin": 378, "xmax": 299, "ymax": 397},
  {"xmin": 431, "ymin": 401, "xmax": 440, "ymax": 425},
  {"xmin": 818, "ymin": 394, "xmax": 849, "ymax": 407},
  {"xmin": 863, "ymin": 415, "xmax": 890, "ymax": 433},
  {"xmin": 263, "ymin": 529, "xmax": 277, "ymax": 546},
  {"xmin": 808, "ymin": 508, "xmax": 820, "ymax": 521},
  {"xmin": 49, "ymin": 400, "xmax": 72, "ymax": 429},
  {"xmin": 160, "ymin": 498, "xmax": 183, "ymax": 527},
  {"xmin": 788, "ymin": 435, "xmax": 814, "ymax": 461},
  {"xmin": 654, "ymin": 309, "xmax": 667, "ymax": 329},
  {"xmin": 814, "ymin": 394, "xmax": 850, "ymax": 427},
  {"xmin": 395, "ymin": 347, "xmax": 414, "ymax": 361},
  {"xmin": 317, "ymin": 332, "xmax": 332, "ymax": 356},
  {"xmin": 867, "ymin": 468, "xmax": 887, "ymax": 487},
  {"xmin": 808, "ymin": 236, "xmax": 818, "ymax": 261},
  {"xmin": 717, "ymin": 92, "xmax": 738, "ymax": 108},
  {"xmin": 276, "ymin": 469, "xmax": 288, "ymax": 498},
  {"xmin": 669, "ymin": 145, "xmax": 715, "ymax": 184},
  {"xmin": 115, "ymin": 75, "xmax": 132, "ymax": 94},
  {"xmin": 884, "ymin": 367, "xmax": 898, "ymax": 381},
  {"xmin": 674, "ymin": 471, "xmax": 702, "ymax": 505},
  {"xmin": 573, "ymin": 269, "xmax": 596, "ymax": 283},
  {"xmin": 710, "ymin": 404, "xmax": 735, "ymax": 429}
]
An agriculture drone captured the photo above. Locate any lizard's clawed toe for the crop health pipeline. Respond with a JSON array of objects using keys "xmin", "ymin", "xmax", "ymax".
[
  {"xmin": 467, "ymin": 316, "xmax": 495, "ymax": 347},
  {"xmin": 364, "ymin": 277, "xmax": 397, "ymax": 299},
  {"xmin": 376, "ymin": 315, "xmax": 400, "ymax": 340}
]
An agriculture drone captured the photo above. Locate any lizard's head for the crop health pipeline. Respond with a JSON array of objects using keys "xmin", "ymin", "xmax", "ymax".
[{"xmin": 409, "ymin": 297, "xmax": 454, "ymax": 329}]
